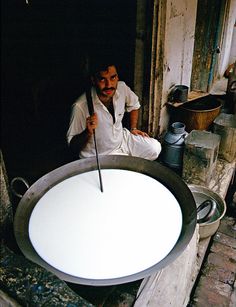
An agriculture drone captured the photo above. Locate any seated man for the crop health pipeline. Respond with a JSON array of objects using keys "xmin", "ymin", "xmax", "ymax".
[{"xmin": 67, "ymin": 58, "xmax": 161, "ymax": 160}]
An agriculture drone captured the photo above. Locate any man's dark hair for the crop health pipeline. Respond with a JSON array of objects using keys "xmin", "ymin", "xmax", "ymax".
[{"xmin": 89, "ymin": 51, "xmax": 118, "ymax": 77}]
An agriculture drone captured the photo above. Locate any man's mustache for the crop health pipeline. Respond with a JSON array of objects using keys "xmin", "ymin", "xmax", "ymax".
[{"xmin": 103, "ymin": 87, "xmax": 115, "ymax": 91}]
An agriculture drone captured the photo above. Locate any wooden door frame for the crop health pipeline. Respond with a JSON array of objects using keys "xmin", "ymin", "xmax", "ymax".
[{"xmin": 134, "ymin": 0, "xmax": 165, "ymax": 137}]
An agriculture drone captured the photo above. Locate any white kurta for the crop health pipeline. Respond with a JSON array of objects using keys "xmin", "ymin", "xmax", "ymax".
[{"xmin": 67, "ymin": 81, "xmax": 161, "ymax": 160}]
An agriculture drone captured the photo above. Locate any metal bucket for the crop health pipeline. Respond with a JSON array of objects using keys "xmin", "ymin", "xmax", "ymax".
[
  {"xmin": 174, "ymin": 95, "xmax": 222, "ymax": 132},
  {"xmin": 188, "ymin": 184, "xmax": 226, "ymax": 239}
]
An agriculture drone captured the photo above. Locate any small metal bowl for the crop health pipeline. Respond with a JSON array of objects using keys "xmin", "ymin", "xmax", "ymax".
[{"xmin": 188, "ymin": 184, "xmax": 226, "ymax": 239}]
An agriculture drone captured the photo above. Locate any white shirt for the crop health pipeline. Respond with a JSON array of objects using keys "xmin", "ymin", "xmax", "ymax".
[{"xmin": 67, "ymin": 81, "xmax": 140, "ymax": 158}]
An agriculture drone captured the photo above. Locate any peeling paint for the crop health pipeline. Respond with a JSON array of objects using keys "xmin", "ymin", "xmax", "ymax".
[{"xmin": 170, "ymin": 2, "xmax": 181, "ymax": 18}]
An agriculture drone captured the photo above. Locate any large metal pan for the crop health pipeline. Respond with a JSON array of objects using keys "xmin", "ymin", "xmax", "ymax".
[{"xmin": 14, "ymin": 155, "xmax": 196, "ymax": 286}]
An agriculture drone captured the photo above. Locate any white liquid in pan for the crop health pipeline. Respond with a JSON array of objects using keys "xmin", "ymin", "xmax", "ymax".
[{"xmin": 29, "ymin": 169, "xmax": 182, "ymax": 280}]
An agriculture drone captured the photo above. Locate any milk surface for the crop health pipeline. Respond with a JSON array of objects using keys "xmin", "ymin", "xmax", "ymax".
[{"xmin": 29, "ymin": 169, "xmax": 183, "ymax": 279}]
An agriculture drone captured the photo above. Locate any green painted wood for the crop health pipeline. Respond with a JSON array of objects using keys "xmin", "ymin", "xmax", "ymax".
[{"xmin": 191, "ymin": 0, "xmax": 226, "ymax": 92}]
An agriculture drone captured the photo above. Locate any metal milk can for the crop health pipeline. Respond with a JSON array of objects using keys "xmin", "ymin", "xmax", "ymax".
[{"xmin": 161, "ymin": 122, "xmax": 188, "ymax": 172}]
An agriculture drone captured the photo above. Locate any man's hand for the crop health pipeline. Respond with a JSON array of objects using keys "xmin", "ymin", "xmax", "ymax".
[
  {"xmin": 131, "ymin": 128, "xmax": 149, "ymax": 137},
  {"xmin": 86, "ymin": 113, "xmax": 98, "ymax": 135},
  {"xmin": 70, "ymin": 113, "xmax": 98, "ymax": 155}
]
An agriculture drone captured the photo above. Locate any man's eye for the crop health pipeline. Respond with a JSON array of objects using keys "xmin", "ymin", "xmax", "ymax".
[{"xmin": 111, "ymin": 75, "xmax": 117, "ymax": 81}]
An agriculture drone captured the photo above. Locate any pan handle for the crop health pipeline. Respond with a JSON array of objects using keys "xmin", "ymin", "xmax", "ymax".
[
  {"xmin": 197, "ymin": 199, "xmax": 217, "ymax": 223},
  {"xmin": 11, "ymin": 177, "xmax": 30, "ymax": 198}
]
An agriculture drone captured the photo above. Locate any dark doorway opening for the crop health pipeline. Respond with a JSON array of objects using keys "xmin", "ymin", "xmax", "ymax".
[{"xmin": 1, "ymin": 0, "xmax": 137, "ymax": 182}]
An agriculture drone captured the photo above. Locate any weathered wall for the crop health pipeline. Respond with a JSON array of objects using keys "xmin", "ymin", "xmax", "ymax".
[
  {"xmin": 155, "ymin": 0, "xmax": 235, "ymax": 135},
  {"xmin": 158, "ymin": 0, "xmax": 198, "ymax": 134},
  {"xmin": 229, "ymin": 23, "xmax": 236, "ymax": 65},
  {"xmin": 219, "ymin": 0, "xmax": 236, "ymax": 76}
]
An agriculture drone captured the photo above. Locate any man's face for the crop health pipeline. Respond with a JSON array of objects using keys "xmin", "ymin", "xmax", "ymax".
[{"xmin": 92, "ymin": 65, "xmax": 119, "ymax": 101}]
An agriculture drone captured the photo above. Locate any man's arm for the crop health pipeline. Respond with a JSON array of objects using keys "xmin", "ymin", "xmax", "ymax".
[
  {"xmin": 69, "ymin": 129, "xmax": 92, "ymax": 154},
  {"xmin": 129, "ymin": 109, "xmax": 139, "ymax": 130},
  {"xmin": 69, "ymin": 113, "xmax": 98, "ymax": 155},
  {"xmin": 129, "ymin": 109, "xmax": 149, "ymax": 137}
]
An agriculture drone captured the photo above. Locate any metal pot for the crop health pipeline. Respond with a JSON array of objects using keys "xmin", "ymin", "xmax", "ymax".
[
  {"xmin": 169, "ymin": 85, "xmax": 189, "ymax": 103},
  {"xmin": 176, "ymin": 95, "xmax": 222, "ymax": 132},
  {"xmin": 188, "ymin": 184, "xmax": 226, "ymax": 239},
  {"xmin": 13, "ymin": 155, "xmax": 197, "ymax": 285}
]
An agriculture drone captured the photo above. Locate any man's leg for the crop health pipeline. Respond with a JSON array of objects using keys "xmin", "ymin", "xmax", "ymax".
[{"xmin": 121, "ymin": 128, "xmax": 161, "ymax": 161}]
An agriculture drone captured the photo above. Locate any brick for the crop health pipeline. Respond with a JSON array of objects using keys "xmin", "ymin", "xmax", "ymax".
[
  {"xmin": 214, "ymin": 232, "xmax": 236, "ymax": 249},
  {"xmin": 207, "ymin": 252, "xmax": 236, "ymax": 273},
  {"xmin": 202, "ymin": 263, "xmax": 235, "ymax": 285},
  {"xmin": 218, "ymin": 216, "xmax": 236, "ymax": 238},
  {"xmin": 192, "ymin": 276, "xmax": 232, "ymax": 306},
  {"xmin": 211, "ymin": 241, "xmax": 236, "ymax": 261}
]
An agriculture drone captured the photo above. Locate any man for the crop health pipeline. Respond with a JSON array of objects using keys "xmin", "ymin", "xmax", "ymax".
[{"xmin": 67, "ymin": 59, "xmax": 161, "ymax": 160}]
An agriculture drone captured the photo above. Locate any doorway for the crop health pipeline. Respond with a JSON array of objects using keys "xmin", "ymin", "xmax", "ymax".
[{"xmin": 1, "ymin": 0, "xmax": 137, "ymax": 181}]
